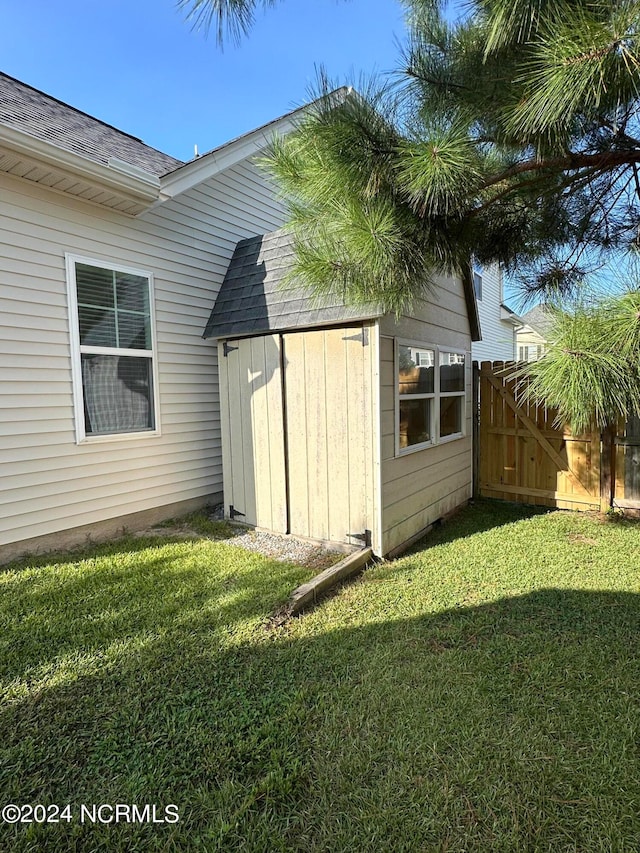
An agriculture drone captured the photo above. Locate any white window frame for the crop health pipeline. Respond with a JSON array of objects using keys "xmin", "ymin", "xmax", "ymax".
[
  {"xmin": 395, "ymin": 338, "xmax": 467, "ymax": 457},
  {"xmin": 65, "ymin": 253, "xmax": 161, "ymax": 444}
]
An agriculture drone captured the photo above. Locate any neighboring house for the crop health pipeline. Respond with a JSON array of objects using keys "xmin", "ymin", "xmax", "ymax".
[
  {"xmin": 0, "ymin": 72, "xmax": 481, "ymax": 561},
  {"xmin": 204, "ymin": 229, "xmax": 480, "ymax": 557},
  {"xmin": 516, "ymin": 304, "xmax": 553, "ymax": 361},
  {"xmin": 471, "ymin": 263, "xmax": 522, "ymax": 362}
]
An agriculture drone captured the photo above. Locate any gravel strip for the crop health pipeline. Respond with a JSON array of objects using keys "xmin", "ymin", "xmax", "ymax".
[
  {"xmin": 140, "ymin": 505, "xmax": 344, "ymax": 570},
  {"xmin": 223, "ymin": 527, "xmax": 344, "ymax": 569},
  {"xmin": 208, "ymin": 504, "xmax": 344, "ymax": 568}
]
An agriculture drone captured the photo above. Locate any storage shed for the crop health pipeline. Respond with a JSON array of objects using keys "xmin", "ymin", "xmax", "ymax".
[{"xmin": 204, "ymin": 228, "xmax": 480, "ymax": 557}]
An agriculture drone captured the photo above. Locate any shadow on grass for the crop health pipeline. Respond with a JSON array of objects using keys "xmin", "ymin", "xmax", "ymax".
[{"xmin": 2, "ymin": 579, "xmax": 640, "ymax": 852}]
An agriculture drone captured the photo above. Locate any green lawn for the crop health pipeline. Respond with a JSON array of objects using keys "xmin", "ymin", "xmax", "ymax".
[{"xmin": 1, "ymin": 501, "xmax": 640, "ymax": 852}]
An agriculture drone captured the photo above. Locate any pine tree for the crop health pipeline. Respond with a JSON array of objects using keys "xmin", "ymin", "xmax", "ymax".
[
  {"xmin": 181, "ymin": 0, "xmax": 640, "ymax": 309},
  {"xmin": 182, "ymin": 0, "xmax": 640, "ymax": 429}
]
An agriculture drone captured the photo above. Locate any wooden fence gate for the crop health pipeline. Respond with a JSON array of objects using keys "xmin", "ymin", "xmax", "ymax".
[{"xmin": 476, "ymin": 361, "xmax": 603, "ymax": 512}]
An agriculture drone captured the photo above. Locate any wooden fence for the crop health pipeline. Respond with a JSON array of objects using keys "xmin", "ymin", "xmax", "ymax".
[{"xmin": 475, "ymin": 361, "xmax": 640, "ymax": 515}]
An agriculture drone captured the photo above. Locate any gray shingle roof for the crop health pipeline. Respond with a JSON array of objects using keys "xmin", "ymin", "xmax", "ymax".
[
  {"xmin": 0, "ymin": 72, "xmax": 183, "ymax": 177},
  {"xmin": 203, "ymin": 229, "xmax": 383, "ymax": 339},
  {"xmin": 521, "ymin": 304, "xmax": 554, "ymax": 336}
]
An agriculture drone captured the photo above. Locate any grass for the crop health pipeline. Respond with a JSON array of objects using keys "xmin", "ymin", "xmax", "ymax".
[{"xmin": 1, "ymin": 501, "xmax": 640, "ymax": 851}]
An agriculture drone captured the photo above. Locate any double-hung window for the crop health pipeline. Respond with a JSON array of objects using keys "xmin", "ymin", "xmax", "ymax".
[
  {"xmin": 66, "ymin": 255, "xmax": 159, "ymax": 442},
  {"xmin": 396, "ymin": 341, "xmax": 466, "ymax": 454}
]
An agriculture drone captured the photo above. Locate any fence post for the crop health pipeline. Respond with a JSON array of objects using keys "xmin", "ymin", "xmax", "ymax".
[
  {"xmin": 600, "ymin": 423, "xmax": 616, "ymax": 512},
  {"xmin": 472, "ymin": 361, "xmax": 480, "ymax": 498}
]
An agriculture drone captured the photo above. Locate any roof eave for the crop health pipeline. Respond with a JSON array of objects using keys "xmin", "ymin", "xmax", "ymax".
[
  {"xmin": 461, "ymin": 262, "xmax": 482, "ymax": 342},
  {"xmin": 0, "ymin": 124, "xmax": 161, "ymax": 212},
  {"xmin": 500, "ymin": 303, "xmax": 524, "ymax": 326}
]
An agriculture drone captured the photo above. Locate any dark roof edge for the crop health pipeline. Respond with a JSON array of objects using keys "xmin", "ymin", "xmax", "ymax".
[
  {"xmin": 461, "ymin": 261, "xmax": 482, "ymax": 342},
  {"xmin": 204, "ymin": 313, "xmax": 382, "ymax": 341}
]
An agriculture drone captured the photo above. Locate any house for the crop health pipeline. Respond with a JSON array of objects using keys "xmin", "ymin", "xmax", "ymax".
[
  {"xmin": 204, "ymin": 229, "xmax": 480, "ymax": 557},
  {"xmin": 1, "ymin": 71, "xmax": 481, "ymax": 562},
  {"xmin": 516, "ymin": 304, "xmax": 553, "ymax": 361},
  {"xmin": 0, "ymin": 72, "xmax": 302, "ymax": 562},
  {"xmin": 471, "ymin": 264, "xmax": 522, "ymax": 362}
]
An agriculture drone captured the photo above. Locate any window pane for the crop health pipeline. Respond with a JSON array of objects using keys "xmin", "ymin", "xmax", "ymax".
[
  {"xmin": 76, "ymin": 263, "xmax": 114, "ymax": 308},
  {"xmin": 398, "ymin": 345, "xmax": 434, "ymax": 395},
  {"xmin": 116, "ymin": 273, "xmax": 149, "ymax": 313},
  {"xmin": 78, "ymin": 305, "xmax": 117, "ymax": 347},
  {"xmin": 440, "ymin": 396, "xmax": 463, "ymax": 437},
  {"xmin": 117, "ymin": 311, "xmax": 151, "ymax": 349},
  {"xmin": 473, "ymin": 270, "xmax": 482, "ymax": 301},
  {"xmin": 82, "ymin": 355, "xmax": 154, "ymax": 435},
  {"xmin": 440, "ymin": 352, "xmax": 465, "ymax": 392},
  {"xmin": 399, "ymin": 398, "xmax": 432, "ymax": 449}
]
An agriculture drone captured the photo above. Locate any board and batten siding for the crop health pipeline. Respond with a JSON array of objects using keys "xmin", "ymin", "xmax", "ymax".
[
  {"xmin": 472, "ymin": 263, "xmax": 516, "ymax": 362},
  {"xmin": 378, "ymin": 274, "xmax": 473, "ymax": 555},
  {"xmin": 0, "ymin": 158, "xmax": 287, "ymax": 553}
]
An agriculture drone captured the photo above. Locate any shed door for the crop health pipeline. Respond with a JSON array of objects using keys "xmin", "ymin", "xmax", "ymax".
[
  {"xmin": 219, "ymin": 326, "xmax": 372, "ymax": 547},
  {"xmin": 283, "ymin": 327, "xmax": 371, "ymax": 545},
  {"xmin": 219, "ymin": 335, "xmax": 287, "ymax": 532}
]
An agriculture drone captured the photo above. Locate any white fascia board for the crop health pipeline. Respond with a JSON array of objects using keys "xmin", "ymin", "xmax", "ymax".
[
  {"xmin": 0, "ymin": 124, "xmax": 161, "ymax": 204},
  {"xmin": 159, "ymin": 88, "xmax": 353, "ymax": 201},
  {"xmin": 158, "ymin": 114, "xmax": 298, "ymax": 200},
  {"xmin": 500, "ymin": 305, "xmax": 524, "ymax": 326}
]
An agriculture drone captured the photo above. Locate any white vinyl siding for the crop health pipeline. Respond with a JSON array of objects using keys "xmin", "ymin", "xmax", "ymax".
[
  {"xmin": 0, "ymin": 157, "xmax": 287, "ymax": 549},
  {"xmin": 472, "ymin": 263, "xmax": 517, "ymax": 362}
]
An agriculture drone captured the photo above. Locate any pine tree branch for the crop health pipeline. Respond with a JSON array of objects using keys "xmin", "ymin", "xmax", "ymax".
[{"xmin": 482, "ymin": 150, "xmax": 640, "ymax": 189}]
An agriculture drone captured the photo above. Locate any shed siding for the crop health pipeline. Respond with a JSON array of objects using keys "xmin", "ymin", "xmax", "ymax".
[
  {"xmin": 378, "ymin": 273, "xmax": 473, "ymax": 555},
  {"xmin": 472, "ymin": 263, "xmax": 517, "ymax": 362},
  {"xmin": 0, "ymin": 159, "xmax": 287, "ymax": 549}
]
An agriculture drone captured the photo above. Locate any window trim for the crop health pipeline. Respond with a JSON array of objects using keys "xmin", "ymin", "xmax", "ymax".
[
  {"xmin": 65, "ymin": 253, "xmax": 161, "ymax": 444},
  {"xmin": 395, "ymin": 338, "xmax": 467, "ymax": 457}
]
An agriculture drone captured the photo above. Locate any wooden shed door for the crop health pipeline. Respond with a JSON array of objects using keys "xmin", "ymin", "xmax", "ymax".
[
  {"xmin": 219, "ymin": 335, "xmax": 288, "ymax": 532},
  {"xmin": 283, "ymin": 327, "xmax": 371, "ymax": 546},
  {"xmin": 220, "ymin": 327, "xmax": 372, "ymax": 546}
]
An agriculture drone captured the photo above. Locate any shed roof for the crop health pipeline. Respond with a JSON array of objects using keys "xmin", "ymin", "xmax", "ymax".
[
  {"xmin": 0, "ymin": 72, "xmax": 183, "ymax": 178},
  {"xmin": 203, "ymin": 229, "xmax": 384, "ymax": 339}
]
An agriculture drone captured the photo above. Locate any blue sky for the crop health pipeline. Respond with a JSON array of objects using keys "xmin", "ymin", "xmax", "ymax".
[{"xmin": 2, "ymin": 0, "xmax": 405, "ymax": 162}]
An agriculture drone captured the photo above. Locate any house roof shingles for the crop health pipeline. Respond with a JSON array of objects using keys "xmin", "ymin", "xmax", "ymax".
[
  {"xmin": 203, "ymin": 228, "xmax": 384, "ymax": 339},
  {"xmin": 521, "ymin": 304, "xmax": 554, "ymax": 337},
  {"xmin": 0, "ymin": 72, "xmax": 183, "ymax": 177}
]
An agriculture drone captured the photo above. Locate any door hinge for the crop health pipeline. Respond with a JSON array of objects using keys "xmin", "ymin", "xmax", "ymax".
[
  {"xmin": 223, "ymin": 342, "xmax": 238, "ymax": 357},
  {"xmin": 342, "ymin": 327, "xmax": 368, "ymax": 346},
  {"xmin": 349, "ymin": 529, "xmax": 372, "ymax": 547},
  {"xmin": 229, "ymin": 505, "xmax": 245, "ymax": 520}
]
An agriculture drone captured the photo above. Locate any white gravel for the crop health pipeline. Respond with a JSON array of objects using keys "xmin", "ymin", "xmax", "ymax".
[
  {"xmin": 140, "ymin": 504, "xmax": 344, "ymax": 570},
  {"xmin": 223, "ymin": 526, "xmax": 344, "ymax": 569},
  {"xmin": 208, "ymin": 503, "xmax": 343, "ymax": 568}
]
